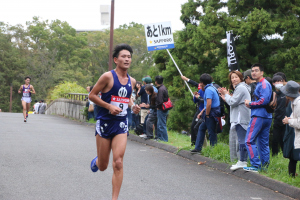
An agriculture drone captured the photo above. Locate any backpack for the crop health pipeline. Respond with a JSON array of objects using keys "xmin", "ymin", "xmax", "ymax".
[
  {"xmin": 265, "ymin": 91, "xmax": 277, "ymax": 113},
  {"xmin": 134, "ymin": 124, "xmax": 144, "ymax": 135}
]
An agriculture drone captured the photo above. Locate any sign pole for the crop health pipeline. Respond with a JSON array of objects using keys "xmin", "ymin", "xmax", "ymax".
[
  {"xmin": 166, "ymin": 49, "xmax": 193, "ymax": 96},
  {"xmin": 108, "ymin": 0, "xmax": 115, "ymax": 71}
]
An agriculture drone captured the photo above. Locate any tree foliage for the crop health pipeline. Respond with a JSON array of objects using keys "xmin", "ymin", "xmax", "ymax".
[
  {"xmin": 0, "ymin": 19, "xmax": 153, "ymax": 112},
  {"xmin": 48, "ymin": 81, "xmax": 86, "ymax": 101},
  {"xmin": 150, "ymin": 0, "xmax": 300, "ymax": 131}
]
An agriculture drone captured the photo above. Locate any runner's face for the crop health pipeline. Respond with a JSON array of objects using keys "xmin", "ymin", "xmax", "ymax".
[
  {"xmin": 114, "ymin": 50, "xmax": 132, "ymax": 69},
  {"xmin": 25, "ymin": 78, "xmax": 30, "ymax": 84}
]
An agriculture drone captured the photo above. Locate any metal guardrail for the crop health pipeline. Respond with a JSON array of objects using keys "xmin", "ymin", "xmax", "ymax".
[{"xmin": 62, "ymin": 93, "xmax": 89, "ymax": 101}]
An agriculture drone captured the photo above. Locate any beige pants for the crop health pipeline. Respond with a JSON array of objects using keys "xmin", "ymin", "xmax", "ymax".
[{"xmin": 140, "ymin": 109, "xmax": 148, "ymax": 124}]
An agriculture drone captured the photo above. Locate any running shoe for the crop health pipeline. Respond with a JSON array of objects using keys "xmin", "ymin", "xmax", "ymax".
[
  {"xmin": 26, "ymin": 112, "xmax": 28, "ymax": 118},
  {"xmin": 24, "ymin": 118, "xmax": 27, "ymax": 122},
  {"xmin": 90, "ymin": 156, "xmax": 98, "ymax": 172},
  {"xmin": 243, "ymin": 166, "xmax": 258, "ymax": 172},
  {"xmin": 230, "ymin": 161, "xmax": 247, "ymax": 170}
]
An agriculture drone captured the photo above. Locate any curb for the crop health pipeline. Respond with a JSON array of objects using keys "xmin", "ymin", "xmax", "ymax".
[{"xmin": 128, "ymin": 133, "xmax": 300, "ymax": 200}]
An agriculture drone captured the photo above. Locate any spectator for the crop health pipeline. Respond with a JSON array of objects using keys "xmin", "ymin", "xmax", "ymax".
[
  {"xmin": 243, "ymin": 69, "xmax": 257, "ymax": 97},
  {"xmin": 144, "ymin": 85, "xmax": 157, "ymax": 140},
  {"xmin": 39, "ymin": 100, "xmax": 46, "ymax": 114},
  {"xmin": 144, "ymin": 77, "xmax": 158, "ymax": 93},
  {"xmin": 271, "ymin": 75, "xmax": 286, "ymax": 156},
  {"xmin": 244, "ymin": 63, "xmax": 272, "ymax": 172},
  {"xmin": 155, "ymin": 75, "xmax": 169, "ymax": 142},
  {"xmin": 181, "ymin": 75, "xmax": 205, "ymax": 146},
  {"xmin": 132, "ymin": 82, "xmax": 142, "ymax": 129},
  {"xmin": 219, "ymin": 71, "xmax": 251, "ymax": 170},
  {"xmin": 191, "ymin": 73, "xmax": 221, "ymax": 153},
  {"xmin": 136, "ymin": 78, "xmax": 150, "ymax": 132},
  {"xmin": 274, "ymin": 72, "xmax": 287, "ymax": 85},
  {"xmin": 140, "ymin": 77, "xmax": 157, "ymax": 138},
  {"xmin": 281, "ymin": 81, "xmax": 300, "ymax": 177},
  {"xmin": 33, "ymin": 100, "xmax": 40, "ymax": 114}
]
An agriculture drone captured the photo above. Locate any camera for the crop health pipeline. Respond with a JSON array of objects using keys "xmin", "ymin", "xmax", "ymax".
[{"xmin": 194, "ymin": 118, "xmax": 204, "ymax": 130}]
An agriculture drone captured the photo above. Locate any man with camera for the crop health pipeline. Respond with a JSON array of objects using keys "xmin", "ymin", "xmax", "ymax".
[{"xmin": 190, "ymin": 73, "xmax": 221, "ymax": 153}]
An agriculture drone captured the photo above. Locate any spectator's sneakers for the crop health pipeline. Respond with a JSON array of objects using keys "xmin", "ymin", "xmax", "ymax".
[
  {"xmin": 190, "ymin": 149, "xmax": 201, "ymax": 154},
  {"xmin": 230, "ymin": 161, "xmax": 247, "ymax": 170},
  {"xmin": 243, "ymin": 166, "xmax": 258, "ymax": 172},
  {"xmin": 144, "ymin": 136, "xmax": 153, "ymax": 140},
  {"xmin": 90, "ymin": 156, "xmax": 98, "ymax": 172},
  {"xmin": 139, "ymin": 134, "xmax": 147, "ymax": 138}
]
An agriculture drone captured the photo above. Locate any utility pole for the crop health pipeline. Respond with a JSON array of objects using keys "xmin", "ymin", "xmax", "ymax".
[
  {"xmin": 108, "ymin": 0, "xmax": 115, "ymax": 71},
  {"xmin": 9, "ymin": 83, "xmax": 13, "ymax": 112}
]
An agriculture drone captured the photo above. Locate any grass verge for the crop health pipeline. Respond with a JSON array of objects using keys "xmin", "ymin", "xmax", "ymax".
[{"xmin": 133, "ymin": 130, "xmax": 300, "ymax": 188}]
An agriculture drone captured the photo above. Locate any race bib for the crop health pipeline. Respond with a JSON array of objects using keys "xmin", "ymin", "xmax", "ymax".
[
  {"xmin": 110, "ymin": 95, "xmax": 129, "ymax": 116},
  {"xmin": 23, "ymin": 89, "xmax": 30, "ymax": 97}
]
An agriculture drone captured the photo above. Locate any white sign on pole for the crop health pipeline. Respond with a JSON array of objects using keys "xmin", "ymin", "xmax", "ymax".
[{"xmin": 144, "ymin": 21, "xmax": 175, "ymax": 51}]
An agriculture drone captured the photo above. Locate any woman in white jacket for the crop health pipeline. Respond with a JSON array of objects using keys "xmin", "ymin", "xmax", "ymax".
[
  {"xmin": 282, "ymin": 81, "xmax": 300, "ymax": 176},
  {"xmin": 219, "ymin": 71, "xmax": 251, "ymax": 170}
]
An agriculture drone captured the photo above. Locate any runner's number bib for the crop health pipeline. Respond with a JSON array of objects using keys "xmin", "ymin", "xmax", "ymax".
[
  {"xmin": 23, "ymin": 89, "xmax": 30, "ymax": 97},
  {"xmin": 110, "ymin": 95, "xmax": 129, "ymax": 116}
]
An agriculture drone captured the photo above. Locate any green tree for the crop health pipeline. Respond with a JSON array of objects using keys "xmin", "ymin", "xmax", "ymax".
[
  {"xmin": 0, "ymin": 22, "xmax": 28, "ymax": 112},
  {"xmin": 48, "ymin": 81, "xmax": 86, "ymax": 101},
  {"xmin": 85, "ymin": 22, "xmax": 154, "ymax": 84},
  {"xmin": 150, "ymin": 0, "xmax": 300, "ymax": 132}
]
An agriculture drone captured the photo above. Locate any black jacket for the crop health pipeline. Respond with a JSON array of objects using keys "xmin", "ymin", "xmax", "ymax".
[
  {"xmin": 274, "ymin": 90, "xmax": 286, "ymax": 126},
  {"xmin": 156, "ymin": 84, "xmax": 168, "ymax": 110}
]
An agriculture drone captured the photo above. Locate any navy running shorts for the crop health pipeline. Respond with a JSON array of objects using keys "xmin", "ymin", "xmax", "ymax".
[{"xmin": 95, "ymin": 119, "xmax": 129, "ymax": 139}]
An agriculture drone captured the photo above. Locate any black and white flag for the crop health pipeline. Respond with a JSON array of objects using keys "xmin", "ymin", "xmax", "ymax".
[{"xmin": 226, "ymin": 32, "xmax": 239, "ymax": 71}]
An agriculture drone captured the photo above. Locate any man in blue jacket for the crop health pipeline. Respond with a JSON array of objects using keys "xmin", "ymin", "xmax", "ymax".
[
  {"xmin": 244, "ymin": 63, "xmax": 272, "ymax": 172},
  {"xmin": 190, "ymin": 73, "xmax": 221, "ymax": 153}
]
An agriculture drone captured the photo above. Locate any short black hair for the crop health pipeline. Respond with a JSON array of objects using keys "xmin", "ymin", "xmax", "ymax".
[
  {"xmin": 155, "ymin": 75, "xmax": 164, "ymax": 84},
  {"xmin": 265, "ymin": 77, "xmax": 272, "ymax": 84},
  {"xmin": 273, "ymin": 72, "xmax": 287, "ymax": 82},
  {"xmin": 90, "ymin": 85, "xmax": 94, "ymax": 91},
  {"xmin": 272, "ymin": 75, "xmax": 284, "ymax": 83},
  {"xmin": 251, "ymin": 63, "xmax": 264, "ymax": 71},
  {"xmin": 199, "ymin": 73, "xmax": 212, "ymax": 85},
  {"xmin": 25, "ymin": 76, "xmax": 31, "ymax": 80},
  {"xmin": 112, "ymin": 44, "xmax": 133, "ymax": 59}
]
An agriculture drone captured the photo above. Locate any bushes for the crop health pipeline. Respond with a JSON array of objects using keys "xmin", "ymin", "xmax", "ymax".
[{"xmin": 47, "ymin": 81, "xmax": 86, "ymax": 102}]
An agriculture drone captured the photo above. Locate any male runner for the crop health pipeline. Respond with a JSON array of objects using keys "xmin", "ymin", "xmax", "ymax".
[
  {"xmin": 18, "ymin": 76, "xmax": 35, "ymax": 122},
  {"xmin": 89, "ymin": 44, "xmax": 140, "ymax": 200}
]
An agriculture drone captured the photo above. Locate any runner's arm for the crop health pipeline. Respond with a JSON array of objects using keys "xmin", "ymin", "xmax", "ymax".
[
  {"xmin": 18, "ymin": 85, "xmax": 22, "ymax": 93},
  {"xmin": 30, "ymin": 85, "xmax": 36, "ymax": 94}
]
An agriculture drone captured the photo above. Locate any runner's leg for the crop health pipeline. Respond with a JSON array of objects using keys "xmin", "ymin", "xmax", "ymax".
[
  {"xmin": 21, "ymin": 101, "xmax": 27, "ymax": 119},
  {"xmin": 111, "ymin": 133, "xmax": 127, "ymax": 200},
  {"xmin": 26, "ymin": 103, "xmax": 30, "ymax": 117},
  {"xmin": 96, "ymin": 134, "xmax": 111, "ymax": 171}
]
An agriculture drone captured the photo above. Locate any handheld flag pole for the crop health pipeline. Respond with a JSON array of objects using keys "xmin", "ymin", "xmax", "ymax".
[{"xmin": 166, "ymin": 49, "xmax": 193, "ymax": 96}]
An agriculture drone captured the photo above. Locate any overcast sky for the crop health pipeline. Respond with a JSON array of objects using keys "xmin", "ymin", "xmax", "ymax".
[{"xmin": 0, "ymin": 0, "xmax": 189, "ymax": 31}]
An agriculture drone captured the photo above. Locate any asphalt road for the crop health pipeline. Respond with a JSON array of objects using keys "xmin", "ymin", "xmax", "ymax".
[{"xmin": 0, "ymin": 113, "xmax": 295, "ymax": 200}]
